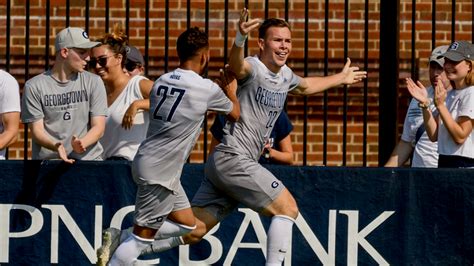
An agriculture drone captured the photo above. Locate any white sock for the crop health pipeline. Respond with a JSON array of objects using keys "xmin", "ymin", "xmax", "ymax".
[
  {"xmin": 108, "ymin": 233, "xmax": 153, "ymax": 266},
  {"xmin": 141, "ymin": 236, "xmax": 184, "ymax": 255},
  {"xmin": 266, "ymin": 215, "xmax": 295, "ymax": 266},
  {"xmin": 155, "ymin": 220, "xmax": 196, "ymax": 239}
]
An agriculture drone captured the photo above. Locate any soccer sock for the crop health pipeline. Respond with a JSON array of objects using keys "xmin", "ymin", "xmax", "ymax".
[
  {"xmin": 108, "ymin": 233, "xmax": 153, "ymax": 266},
  {"xmin": 265, "ymin": 215, "xmax": 296, "ymax": 266},
  {"xmin": 154, "ymin": 220, "xmax": 196, "ymax": 239},
  {"xmin": 141, "ymin": 236, "xmax": 184, "ymax": 255}
]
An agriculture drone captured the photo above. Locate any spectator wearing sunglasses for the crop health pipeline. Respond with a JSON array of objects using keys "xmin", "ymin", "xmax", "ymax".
[
  {"xmin": 124, "ymin": 46, "xmax": 145, "ymax": 77},
  {"xmin": 90, "ymin": 24, "xmax": 154, "ymax": 161},
  {"xmin": 21, "ymin": 27, "xmax": 107, "ymax": 163}
]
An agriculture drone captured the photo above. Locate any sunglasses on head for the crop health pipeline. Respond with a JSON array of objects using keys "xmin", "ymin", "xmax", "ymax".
[
  {"xmin": 89, "ymin": 55, "xmax": 113, "ymax": 68},
  {"xmin": 125, "ymin": 60, "xmax": 142, "ymax": 72}
]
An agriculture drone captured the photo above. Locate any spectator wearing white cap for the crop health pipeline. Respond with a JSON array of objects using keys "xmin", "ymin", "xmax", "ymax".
[
  {"xmin": 385, "ymin": 45, "xmax": 451, "ymax": 167},
  {"xmin": 21, "ymin": 27, "xmax": 108, "ymax": 163},
  {"xmin": 407, "ymin": 40, "xmax": 474, "ymax": 168},
  {"xmin": 124, "ymin": 45, "xmax": 145, "ymax": 77}
]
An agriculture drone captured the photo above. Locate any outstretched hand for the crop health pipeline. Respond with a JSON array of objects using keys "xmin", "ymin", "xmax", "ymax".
[
  {"xmin": 341, "ymin": 58, "xmax": 367, "ymax": 85},
  {"xmin": 56, "ymin": 142, "xmax": 75, "ymax": 164},
  {"xmin": 406, "ymin": 77, "xmax": 429, "ymax": 104},
  {"xmin": 238, "ymin": 8, "xmax": 262, "ymax": 36}
]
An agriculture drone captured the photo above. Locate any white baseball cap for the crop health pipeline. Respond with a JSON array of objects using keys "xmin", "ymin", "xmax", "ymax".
[
  {"xmin": 55, "ymin": 27, "xmax": 100, "ymax": 51},
  {"xmin": 429, "ymin": 45, "xmax": 449, "ymax": 67}
]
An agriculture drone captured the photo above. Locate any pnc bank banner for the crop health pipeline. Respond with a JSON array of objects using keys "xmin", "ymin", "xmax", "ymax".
[{"xmin": 0, "ymin": 161, "xmax": 473, "ymax": 265}]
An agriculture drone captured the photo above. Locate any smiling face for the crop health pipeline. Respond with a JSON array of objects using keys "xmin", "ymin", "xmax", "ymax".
[
  {"xmin": 258, "ymin": 26, "xmax": 292, "ymax": 73},
  {"xmin": 443, "ymin": 58, "xmax": 472, "ymax": 88},
  {"xmin": 90, "ymin": 44, "xmax": 121, "ymax": 81}
]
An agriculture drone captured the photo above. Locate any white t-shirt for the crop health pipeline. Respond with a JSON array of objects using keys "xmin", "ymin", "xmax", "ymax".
[
  {"xmin": 0, "ymin": 70, "xmax": 21, "ymax": 159},
  {"xmin": 438, "ymin": 86, "xmax": 474, "ymax": 158},
  {"xmin": 101, "ymin": 75, "xmax": 149, "ymax": 160},
  {"xmin": 401, "ymin": 86, "xmax": 438, "ymax": 167}
]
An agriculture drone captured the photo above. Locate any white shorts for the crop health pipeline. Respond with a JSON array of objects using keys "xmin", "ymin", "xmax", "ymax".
[{"xmin": 192, "ymin": 150, "xmax": 284, "ymax": 221}]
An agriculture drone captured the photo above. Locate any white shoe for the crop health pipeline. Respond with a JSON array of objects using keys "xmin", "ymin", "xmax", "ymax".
[{"xmin": 96, "ymin": 227, "xmax": 121, "ymax": 266}]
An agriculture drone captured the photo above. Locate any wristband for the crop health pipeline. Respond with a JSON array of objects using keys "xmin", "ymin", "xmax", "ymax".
[
  {"xmin": 234, "ymin": 31, "xmax": 247, "ymax": 47},
  {"xmin": 418, "ymin": 99, "xmax": 431, "ymax": 109}
]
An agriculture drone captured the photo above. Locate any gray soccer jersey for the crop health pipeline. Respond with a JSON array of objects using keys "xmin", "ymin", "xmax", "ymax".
[
  {"xmin": 216, "ymin": 56, "xmax": 300, "ymax": 160},
  {"xmin": 132, "ymin": 68, "xmax": 233, "ymax": 191},
  {"xmin": 21, "ymin": 70, "xmax": 108, "ymax": 160}
]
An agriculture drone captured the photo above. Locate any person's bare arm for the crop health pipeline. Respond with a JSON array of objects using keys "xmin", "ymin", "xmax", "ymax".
[
  {"xmin": 406, "ymin": 78, "xmax": 439, "ymax": 141},
  {"xmin": 384, "ymin": 140, "xmax": 413, "ymax": 167},
  {"xmin": 0, "ymin": 112, "xmax": 20, "ymax": 150},
  {"xmin": 122, "ymin": 79, "xmax": 153, "ymax": 129},
  {"xmin": 71, "ymin": 115, "xmax": 106, "ymax": 154},
  {"xmin": 291, "ymin": 58, "xmax": 367, "ymax": 96},
  {"xmin": 228, "ymin": 8, "xmax": 261, "ymax": 80},
  {"xmin": 30, "ymin": 119, "xmax": 75, "ymax": 163},
  {"xmin": 266, "ymin": 135, "xmax": 294, "ymax": 165}
]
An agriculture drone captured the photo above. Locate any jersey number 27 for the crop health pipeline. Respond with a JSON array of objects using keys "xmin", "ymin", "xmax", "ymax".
[{"xmin": 152, "ymin": 85, "xmax": 185, "ymax": 122}]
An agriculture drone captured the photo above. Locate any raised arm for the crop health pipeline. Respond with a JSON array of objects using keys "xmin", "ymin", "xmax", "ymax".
[
  {"xmin": 434, "ymin": 80, "xmax": 473, "ymax": 144},
  {"xmin": 228, "ymin": 8, "xmax": 261, "ymax": 80},
  {"xmin": 291, "ymin": 58, "xmax": 367, "ymax": 96},
  {"xmin": 406, "ymin": 78, "xmax": 439, "ymax": 141}
]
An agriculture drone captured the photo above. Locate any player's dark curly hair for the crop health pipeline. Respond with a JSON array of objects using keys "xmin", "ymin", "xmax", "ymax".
[
  {"xmin": 176, "ymin": 27, "xmax": 209, "ymax": 63},
  {"xmin": 95, "ymin": 23, "xmax": 128, "ymax": 67},
  {"xmin": 258, "ymin": 18, "xmax": 291, "ymax": 39}
]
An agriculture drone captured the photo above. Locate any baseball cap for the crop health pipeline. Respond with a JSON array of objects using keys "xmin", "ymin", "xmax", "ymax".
[
  {"xmin": 55, "ymin": 27, "xmax": 100, "ymax": 51},
  {"xmin": 125, "ymin": 46, "xmax": 145, "ymax": 65},
  {"xmin": 429, "ymin": 45, "xmax": 449, "ymax": 67},
  {"xmin": 438, "ymin": 41, "xmax": 474, "ymax": 62}
]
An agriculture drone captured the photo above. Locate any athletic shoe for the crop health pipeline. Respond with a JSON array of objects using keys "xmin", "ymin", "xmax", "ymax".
[{"xmin": 96, "ymin": 227, "xmax": 121, "ymax": 266}]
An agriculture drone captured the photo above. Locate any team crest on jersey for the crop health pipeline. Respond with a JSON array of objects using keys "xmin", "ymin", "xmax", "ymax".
[
  {"xmin": 63, "ymin": 112, "xmax": 71, "ymax": 120},
  {"xmin": 271, "ymin": 181, "xmax": 279, "ymax": 188}
]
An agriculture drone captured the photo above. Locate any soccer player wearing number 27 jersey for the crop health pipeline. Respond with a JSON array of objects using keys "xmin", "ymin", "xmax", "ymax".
[{"xmin": 99, "ymin": 27, "xmax": 240, "ymax": 265}]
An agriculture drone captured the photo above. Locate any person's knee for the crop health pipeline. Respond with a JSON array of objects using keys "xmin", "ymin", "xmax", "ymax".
[
  {"xmin": 285, "ymin": 201, "xmax": 299, "ymax": 219},
  {"xmin": 182, "ymin": 222, "xmax": 207, "ymax": 244},
  {"xmin": 264, "ymin": 189, "xmax": 299, "ymax": 219}
]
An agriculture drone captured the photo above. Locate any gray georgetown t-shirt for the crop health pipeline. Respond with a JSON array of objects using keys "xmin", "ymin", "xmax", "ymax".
[{"xmin": 21, "ymin": 70, "xmax": 107, "ymax": 160}]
